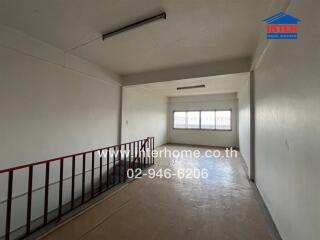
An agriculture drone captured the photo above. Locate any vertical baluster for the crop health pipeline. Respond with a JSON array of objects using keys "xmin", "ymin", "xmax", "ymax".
[
  {"xmin": 118, "ymin": 145, "xmax": 122, "ymax": 183},
  {"xmin": 150, "ymin": 138, "xmax": 152, "ymax": 164},
  {"xmin": 140, "ymin": 140, "xmax": 146, "ymax": 168},
  {"xmin": 152, "ymin": 137, "xmax": 155, "ymax": 164},
  {"xmin": 144, "ymin": 140, "xmax": 146, "ymax": 168},
  {"xmin": 133, "ymin": 142, "xmax": 136, "ymax": 170},
  {"xmin": 137, "ymin": 141, "xmax": 139, "ymax": 168},
  {"xmin": 141, "ymin": 140, "xmax": 144, "ymax": 168},
  {"xmin": 129, "ymin": 143, "xmax": 131, "ymax": 168},
  {"xmin": 137, "ymin": 141, "xmax": 140, "ymax": 169},
  {"xmin": 44, "ymin": 163, "xmax": 50, "ymax": 225},
  {"xmin": 149, "ymin": 138, "xmax": 151, "ymax": 164},
  {"xmin": 132, "ymin": 142, "xmax": 135, "ymax": 170},
  {"xmin": 99, "ymin": 150, "xmax": 102, "ymax": 192},
  {"xmin": 113, "ymin": 146, "xmax": 116, "ymax": 185},
  {"xmin": 82, "ymin": 154, "xmax": 86, "ymax": 203},
  {"xmin": 124, "ymin": 144, "xmax": 127, "ymax": 181},
  {"xmin": 91, "ymin": 152, "xmax": 94, "ymax": 198},
  {"xmin": 26, "ymin": 166, "xmax": 33, "ymax": 235},
  {"xmin": 131, "ymin": 142, "xmax": 134, "ymax": 168},
  {"xmin": 145, "ymin": 140, "xmax": 147, "ymax": 166},
  {"xmin": 146, "ymin": 139, "xmax": 148, "ymax": 166},
  {"xmin": 137, "ymin": 141, "xmax": 139, "ymax": 169},
  {"xmin": 58, "ymin": 158, "xmax": 64, "ymax": 220},
  {"xmin": 148, "ymin": 139, "xmax": 150, "ymax": 165},
  {"xmin": 149, "ymin": 139, "xmax": 151, "ymax": 165},
  {"xmin": 131, "ymin": 142, "xmax": 136, "ymax": 169},
  {"xmin": 71, "ymin": 156, "xmax": 75, "ymax": 209},
  {"xmin": 5, "ymin": 171, "xmax": 13, "ymax": 240},
  {"xmin": 137, "ymin": 141, "xmax": 141, "ymax": 168},
  {"xmin": 129, "ymin": 143, "xmax": 132, "ymax": 169},
  {"xmin": 106, "ymin": 148, "xmax": 110, "ymax": 189},
  {"xmin": 140, "ymin": 140, "xmax": 142, "ymax": 169}
]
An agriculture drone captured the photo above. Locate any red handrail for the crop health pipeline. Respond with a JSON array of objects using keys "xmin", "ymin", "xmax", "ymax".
[
  {"xmin": 1, "ymin": 136, "xmax": 155, "ymax": 240},
  {"xmin": 0, "ymin": 137, "xmax": 154, "ymax": 174}
]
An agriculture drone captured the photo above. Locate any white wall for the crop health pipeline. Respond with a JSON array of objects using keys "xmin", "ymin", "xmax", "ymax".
[
  {"xmin": 168, "ymin": 93, "xmax": 238, "ymax": 147},
  {"xmin": 0, "ymin": 24, "xmax": 121, "ymax": 235},
  {"xmin": 237, "ymin": 79, "xmax": 251, "ymax": 176},
  {"xmin": 253, "ymin": 2, "xmax": 320, "ymax": 240},
  {"xmin": 121, "ymin": 86, "xmax": 167, "ymax": 147}
]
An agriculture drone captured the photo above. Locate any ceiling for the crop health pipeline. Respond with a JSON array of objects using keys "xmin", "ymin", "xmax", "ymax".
[
  {"xmin": 129, "ymin": 72, "xmax": 249, "ymax": 97},
  {"xmin": 0, "ymin": 0, "xmax": 271, "ymax": 75}
]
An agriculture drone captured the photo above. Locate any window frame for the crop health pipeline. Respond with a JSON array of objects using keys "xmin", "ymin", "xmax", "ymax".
[
  {"xmin": 172, "ymin": 109, "xmax": 232, "ymax": 131},
  {"xmin": 172, "ymin": 111, "xmax": 188, "ymax": 129},
  {"xmin": 172, "ymin": 110, "xmax": 200, "ymax": 130}
]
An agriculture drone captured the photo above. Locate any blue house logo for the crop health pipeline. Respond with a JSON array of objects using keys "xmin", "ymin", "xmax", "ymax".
[{"xmin": 263, "ymin": 12, "xmax": 301, "ymax": 39}]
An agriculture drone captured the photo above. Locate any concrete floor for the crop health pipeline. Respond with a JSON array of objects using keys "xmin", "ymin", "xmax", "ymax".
[{"xmin": 38, "ymin": 145, "xmax": 277, "ymax": 240}]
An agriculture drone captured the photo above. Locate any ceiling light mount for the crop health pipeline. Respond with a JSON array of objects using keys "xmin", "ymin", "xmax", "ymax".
[
  {"xmin": 177, "ymin": 85, "xmax": 206, "ymax": 90},
  {"xmin": 102, "ymin": 12, "xmax": 166, "ymax": 40}
]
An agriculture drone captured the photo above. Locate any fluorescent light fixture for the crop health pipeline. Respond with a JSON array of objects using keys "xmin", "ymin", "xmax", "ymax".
[
  {"xmin": 102, "ymin": 12, "xmax": 166, "ymax": 40},
  {"xmin": 177, "ymin": 85, "xmax": 206, "ymax": 90}
]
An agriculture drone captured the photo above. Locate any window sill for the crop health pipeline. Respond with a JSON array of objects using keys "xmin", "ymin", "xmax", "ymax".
[{"xmin": 173, "ymin": 128, "xmax": 232, "ymax": 131}]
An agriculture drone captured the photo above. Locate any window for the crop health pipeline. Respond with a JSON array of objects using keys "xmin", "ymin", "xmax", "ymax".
[
  {"xmin": 216, "ymin": 110, "xmax": 231, "ymax": 130},
  {"xmin": 186, "ymin": 111, "xmax": 200, "ymax": 128},
  {"xmin": 173, "ymin": 112, "xmax": 186, "ymax": 128},
  {"xmin": 173, "ymin": 110, "xmax": 231, "ymax": 130},
  {"xmin": 201, "ymin": 111, "xmax": 215, "ymax": 129}
]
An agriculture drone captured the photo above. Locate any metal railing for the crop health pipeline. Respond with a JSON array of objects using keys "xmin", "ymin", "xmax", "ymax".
[{"xmin": 0, "ymin": 137, "xmax": 155, "ymax": 240}]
